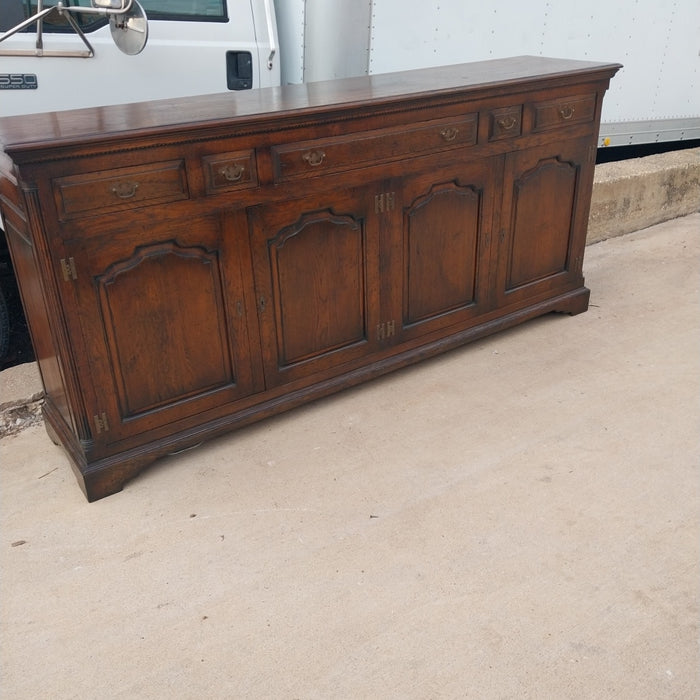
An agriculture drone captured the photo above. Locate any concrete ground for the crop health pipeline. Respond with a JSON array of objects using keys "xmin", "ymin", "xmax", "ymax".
[{"xmin": 1, "ymin": 212, "xmax": 698, "ymax": 699}]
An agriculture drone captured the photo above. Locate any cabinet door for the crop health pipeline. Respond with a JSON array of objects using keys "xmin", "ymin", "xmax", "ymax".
[
  {"xmin": 385, "ymin": 158, "xmax": 497, "ymax": 343},
  {"xmin": 495, "ymin": 137, "xmax": 593, "ymax": 308},
  {"xmin": 61, "ymin": 210, "xmax": 261, "ymax": 447},
  {"xmin": 248, "ymin": 187, "xmax": 381, "ymax": 388}
]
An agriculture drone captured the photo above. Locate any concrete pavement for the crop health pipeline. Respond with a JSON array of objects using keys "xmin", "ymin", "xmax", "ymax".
[{"xmin": 1, "ymin": 212, "xmax": 698, "ymax": 698}]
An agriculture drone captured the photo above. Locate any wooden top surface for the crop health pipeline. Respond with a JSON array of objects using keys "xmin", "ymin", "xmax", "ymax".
[{"xmin": 0, "ymin": 55, "xmax": 621, "ymax": 156}]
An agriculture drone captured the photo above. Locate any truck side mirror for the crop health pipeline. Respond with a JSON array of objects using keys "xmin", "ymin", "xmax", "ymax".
[
  {"xmin": 0, "ymin": 0, "xmax": 148, "ymax": 57},
  {"xmin": 109, "ymin": 0, "xmax": 149, "ymax": 56}
]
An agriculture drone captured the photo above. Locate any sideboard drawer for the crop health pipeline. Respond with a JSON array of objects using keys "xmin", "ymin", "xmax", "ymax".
[
  {"xmin": 488, "ymin": 105, "xmax": 523, "ymax": 141},
  {"xmin": 54, "ymin": 160, "xmax": 188, "ymax": 220},
  {"xmin": 272, "ymin": 113, "xmax": 478, "ymax": 182},
  {"xmin": 202, "ymin": 150, "xmax": 258, "ymax": 194},
  {"xmin": 533, "ymin": 93, "xmax": 597, "ymax": 131}
]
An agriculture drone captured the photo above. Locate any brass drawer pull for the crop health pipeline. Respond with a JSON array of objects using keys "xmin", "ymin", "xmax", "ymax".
[
  {"xmin": 440, "ymin": 126, "xmax": 459, "ymax": 142},
  {"xmin": 558, "ymin": 105, "xmax": 576, "ymax": 120},
  {"xmin": 220, "ymin": 163, "xmax": 245, "ymax": 181},
  {"xmin": 302, "ymin": 149, "xmax": 326, "ymax": 167},
  {"xmin": 111, "ymin": 181, "xmax": 139, "ymax": 199},
  {"xmin": 497, "ymin": 116, "xmax": 518, "ymax": 131}
]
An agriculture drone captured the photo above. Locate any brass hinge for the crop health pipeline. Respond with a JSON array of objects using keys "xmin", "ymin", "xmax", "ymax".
[
  {"xmin": 376, "ymin": 320, "xmax": 396, "ymax": 341},
  {"xmin": 60, "ymin": 257, "xmax": 77, "ymax": 281},
  {"xmin": 375, "ymin": 191, "xmax": 395, "ymax": 214},
  {"xmin": 93, "ymin": 412, "xmax": 109, "ymax": 435}
]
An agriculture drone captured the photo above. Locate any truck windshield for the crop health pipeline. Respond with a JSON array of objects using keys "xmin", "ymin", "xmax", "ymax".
[{"xmin": 0, "ymin": 0, "xmax": 227, "ymax": 33}]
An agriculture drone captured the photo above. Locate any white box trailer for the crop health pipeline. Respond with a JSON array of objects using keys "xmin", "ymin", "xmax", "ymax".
[
  {"xmin": 275, "ymin": 0, "xmax": 700, "ymax": 148},
  {"xmin": 1, "ymin": 0, "xmax": 697, "ymax": 147}
]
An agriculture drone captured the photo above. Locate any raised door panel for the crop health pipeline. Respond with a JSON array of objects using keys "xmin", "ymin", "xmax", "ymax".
[
  {"xmin": 387, "ymin": 159, "xmax": 497, "ymax": 343},
  {"xmin": 496, "ymin": 138, "xmax": 593, "ymax": 308},
  {"xmin": 62, "ymin": 211, "xmax": 261, "ymax": 447},
  {"xmin": 248, "ymin": 187, "xmax": 381, "ymax": 387}
]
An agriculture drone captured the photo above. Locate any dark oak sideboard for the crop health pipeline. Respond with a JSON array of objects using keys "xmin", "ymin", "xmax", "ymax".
[{"xmin": 0, "ymin": 56, "xmax": 620, "ymax": 501}]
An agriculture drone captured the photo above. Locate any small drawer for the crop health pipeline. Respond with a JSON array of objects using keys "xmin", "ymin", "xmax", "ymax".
[
  {"xmin": 272, "ymin": 114, "xmax": 478, "ymax": 182},
  {"xmin": 533, "ymin": 93, "xmax": 597, "ymax": 131},
  {"xmin": 202, "ymin": 150, "xmax": 257, "ymax": 194},
  {"xmin": 488, "ymin": 105, "xmax": 523, "ymax": 141},
  {"xmin": 54, "ymin": 160, "xmax": 188, "ymax": 220}
]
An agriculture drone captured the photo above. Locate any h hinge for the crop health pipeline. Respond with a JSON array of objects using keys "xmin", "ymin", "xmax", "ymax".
[
  {"xmin": 60, "ymin": 257, "xmax": 77, "ymax": 281},
  {"xmin": 93, "ymin": 412, "xmax": 109, "ymax": 435},
  {"xmin": 376, "ymin": 320, "xmax": 396, "ymax": 341},
  {"xmin": 375, "ymin": 191, "xmax": 395, "ymax": 214}
]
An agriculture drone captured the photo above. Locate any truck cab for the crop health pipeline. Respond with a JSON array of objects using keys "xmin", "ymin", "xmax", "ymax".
[{"xmin": 0, "ymin": 0, "xmax": 280, "ymax": 117}]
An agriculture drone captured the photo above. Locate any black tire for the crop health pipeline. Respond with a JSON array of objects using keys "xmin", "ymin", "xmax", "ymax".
[{"xmin": 0, "ymin": 284, "xmax": 9, "ymax": 362}]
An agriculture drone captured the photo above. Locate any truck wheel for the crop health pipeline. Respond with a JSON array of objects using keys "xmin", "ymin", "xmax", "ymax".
[{"xmin": 0, "ymin": 285, "xmax": 9, "ymax": 362}]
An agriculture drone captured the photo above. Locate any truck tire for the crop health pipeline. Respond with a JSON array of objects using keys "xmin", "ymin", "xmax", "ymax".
[{"xmin": 0, "ymin": 284, "xmax": 9, "ymax": 362}]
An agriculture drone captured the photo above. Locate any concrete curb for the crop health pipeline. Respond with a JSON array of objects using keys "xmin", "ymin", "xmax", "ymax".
[{"xmin": 587, "ymin": 146, "xmax": 700, "ymax": 243}]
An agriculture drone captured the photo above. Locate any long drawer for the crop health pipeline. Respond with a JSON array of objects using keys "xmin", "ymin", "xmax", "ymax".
[
  {"xmin": 53, "ymin": 160, "xmax": 188, "ymax": 221},
  {"xmin": 272, "ymin": 113, "xmax": 478, "ymax": 182},
  {"xmin": 532, "ymin": 93, "xmax": 597, "ymax": 132}
]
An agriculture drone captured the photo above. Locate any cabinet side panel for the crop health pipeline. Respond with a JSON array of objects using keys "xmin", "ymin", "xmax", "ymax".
[
  {"xmin": 1, "ymin": 175, "xmax": 76, "ymax": 434},
  {"xmin": 3, "ymin": 219, "xmax": 58, "ymax": 387}
]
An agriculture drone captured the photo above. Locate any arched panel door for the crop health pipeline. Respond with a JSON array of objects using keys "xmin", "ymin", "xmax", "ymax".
[
  {"xmin": 386, "ymin": 159, "xmax": 497, "ymax": 344},
  {"xmin": 507, "ymin": 158, "xmax": 577, "ymax": 290},
  {"xmin": 97, "ymin": 241, "xmax": 235, "ymax": 417},
  {"xmin": 496, "ymin": 137, "xmax": 594, "ymax": 310},
  {"xmin": 248, "ymin": 187, "xmax": 381, "ymax": 388},
  {"xmin": 404, "ymin": 181, "xmax": 481, "ymax": 323},
  {"xmin": 61, "ymin": 211, "xmax": 261, "ymax": 449}
]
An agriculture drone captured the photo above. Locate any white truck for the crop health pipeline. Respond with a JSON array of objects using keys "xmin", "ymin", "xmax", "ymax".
[{"xmin": 0, "ymin": 0, "xmax": 281, "ymax": 111}]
